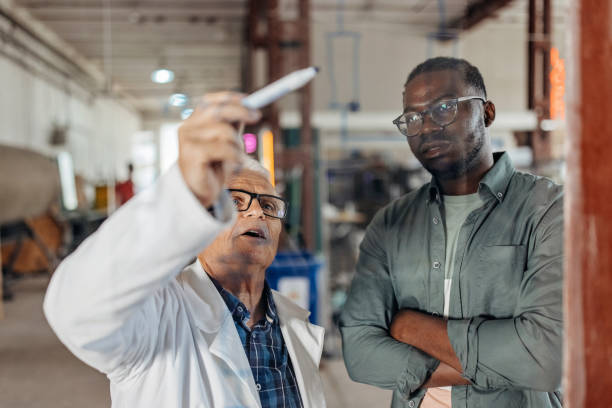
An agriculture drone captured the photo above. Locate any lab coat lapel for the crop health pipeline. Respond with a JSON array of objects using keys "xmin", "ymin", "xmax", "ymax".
[
  {"xmin": 208, "ymin": 317, "xmax": 261, "ymax": 408},
  {"xmin": 178, "ymin": 261, "xmax": 261, "ymax": 408},
  {"xmin": 273, "ymin": 291, "xmax": 326, "ymax": 408}
]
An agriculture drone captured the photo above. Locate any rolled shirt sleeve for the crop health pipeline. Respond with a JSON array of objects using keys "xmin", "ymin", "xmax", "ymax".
[
  {"xmin": 447, "ymin": 197, "xmax": 563, "ymax": 392},
  {"xmin": 340, "ymin": 211, "xmax": 439, "ymax": 398}
]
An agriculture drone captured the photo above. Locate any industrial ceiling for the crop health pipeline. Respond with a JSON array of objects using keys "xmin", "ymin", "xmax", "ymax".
[{"xmin": 4, "ymin": 0, "xmax": 526, "ymax": 118}]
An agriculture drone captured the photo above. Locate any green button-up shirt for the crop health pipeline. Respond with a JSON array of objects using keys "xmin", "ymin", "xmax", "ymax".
[{"xmin": 340, "ymin": 152, "xmax": 563, "ymax": 408}]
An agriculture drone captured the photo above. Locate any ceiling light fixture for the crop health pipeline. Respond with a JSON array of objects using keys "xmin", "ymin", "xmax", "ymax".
[
  {"xmin": 169, "ymin": 92, "xmax": 188, "ymax": 107},
  {"xmin": 151, "ymin": 68, "xmax": 174, "ymax": 84},
  {"xmin": 181, "ymin": 108, "xmax": 194, "ymax": 120}
]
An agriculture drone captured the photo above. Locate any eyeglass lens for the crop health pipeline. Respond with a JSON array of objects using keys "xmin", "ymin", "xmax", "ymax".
[
  {"xmin": 399, "ymin": 100, "xmax": 458, "ymax": 137},
  {"xmin": 230, "ymin": 191, "xmax": 286, "ymax": 218}
]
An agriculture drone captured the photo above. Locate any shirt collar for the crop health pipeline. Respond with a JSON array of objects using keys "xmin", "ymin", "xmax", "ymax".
[
  {"xmin": 208, "ymin": 275, "xmax": 279, "ymax": 326},
  {"xmin": 428, "ymin": 151, "xmax": 514, "ymax": 204},
  {"xmin": 478, "ymin": 151, "xmax": 514, "ymax": 202}
]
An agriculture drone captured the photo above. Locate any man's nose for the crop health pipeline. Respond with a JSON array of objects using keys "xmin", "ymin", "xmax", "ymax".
[
  {"xmin": 245, "ymin": 198, "xmax": 266, "ymax": 218},
  {"xmin": 420, "ymin": 113, "xmax": 442, "ymax": 135}
]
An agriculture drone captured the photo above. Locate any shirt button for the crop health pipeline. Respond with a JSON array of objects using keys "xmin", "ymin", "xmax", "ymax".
[
  {"xmin": 433, "ymin": 261, "xmax": 441, "ymax": 269},
  {"xmin": 432, "ymin": 217, "xmax": 439, "ymax": 225},
  {"xmin": 497, "ymin": 192, "xmax": 503, "ymax": 199},
  {"xmin": 408, "ymin": 400, "xmax": 415, "ymax": 407},
  {"xmin": 237, "ymin": 306, "xmax": 243, "ymax": 312},
  {"xmin": 256, "ymin": 383, "xmax": 261, "ymax": 391}
]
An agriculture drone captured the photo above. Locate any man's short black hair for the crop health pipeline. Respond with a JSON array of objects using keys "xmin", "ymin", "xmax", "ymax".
[{"xmin": 404, "ymin": 57, "xmax": 487, "ymax": 98}]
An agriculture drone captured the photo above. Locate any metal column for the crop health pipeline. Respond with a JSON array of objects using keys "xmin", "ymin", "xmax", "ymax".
[
  {"xmin": 245, "ymin": 0, "xmax": 315, "ymax": 251},
  {"xmin": 297, "ymin": 0, "xmax": 314, "ymax": 252},
  {"xmin": 245, "ymin": 0, "xmax": 282, "ymax": 138},
  {"xmin": 527, "ymin": 0, "xmax": 552, "ymax": 164}
]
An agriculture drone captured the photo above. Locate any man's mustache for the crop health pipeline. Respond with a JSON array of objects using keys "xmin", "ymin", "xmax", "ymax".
[{"xmin": 417, "ymin": 130, "xmax": 451, "ymax": 148}]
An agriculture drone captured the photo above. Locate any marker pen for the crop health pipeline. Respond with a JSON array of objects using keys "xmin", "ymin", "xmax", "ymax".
[{"xmin": 242, "ymin": 66, "xmax": 319, "ymax": 109}]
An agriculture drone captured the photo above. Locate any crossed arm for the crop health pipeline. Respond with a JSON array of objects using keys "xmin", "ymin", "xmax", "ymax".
[
  {"xmin": 340, "ymin": 199, "xmax": 563, "ymax": 397},
  {"xmin": 339, "ymin": 246, "xmax": 469, "ymax": 395},
  {"xmin": 390, "ymin": 310, "xmax": 468, "ymax": 387}
]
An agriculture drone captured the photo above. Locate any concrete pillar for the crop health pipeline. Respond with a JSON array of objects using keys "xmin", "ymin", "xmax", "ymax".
[{"xmin": 564, "ymin": 0, "xmax": 612, "ymax": 406}]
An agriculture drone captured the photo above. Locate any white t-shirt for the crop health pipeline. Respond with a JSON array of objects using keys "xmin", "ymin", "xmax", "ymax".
[
  {"xmin": 442, "ymin": 193, "xmax": 483, "ymax": 318},
  {"xmin": 422, "ymin": 192, "xmax": 483, "ymax": 408}
]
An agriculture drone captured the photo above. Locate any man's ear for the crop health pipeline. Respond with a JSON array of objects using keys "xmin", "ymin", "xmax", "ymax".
[{"xmin": 484, "ymin": 101, "xmax": 496, "ymax": 127}]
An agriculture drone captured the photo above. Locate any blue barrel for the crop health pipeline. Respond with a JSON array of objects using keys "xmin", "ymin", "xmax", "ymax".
[{"xmin": 266, "ymin": 251, "xmax": 322, "ymax": 324}]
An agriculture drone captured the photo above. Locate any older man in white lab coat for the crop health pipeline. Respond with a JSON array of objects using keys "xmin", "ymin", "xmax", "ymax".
[{"xmin": 44, "ymin": 92, "xmax": 326, "ymax": 408}]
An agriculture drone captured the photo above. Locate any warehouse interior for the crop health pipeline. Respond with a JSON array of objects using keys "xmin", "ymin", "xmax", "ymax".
[{"xmin": 0, "ymin": 0, "xmax": 609, "ymax": 407}]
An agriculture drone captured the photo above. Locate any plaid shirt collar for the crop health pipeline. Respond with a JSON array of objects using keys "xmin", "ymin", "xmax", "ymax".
[{"xmin": 208, "ymin": 275, "xmax": 279, "ymax": 328}]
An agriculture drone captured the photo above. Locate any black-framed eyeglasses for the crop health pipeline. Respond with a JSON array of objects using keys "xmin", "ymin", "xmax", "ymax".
[
  {"xmin": 228, "ymin": 189, "xmax": 288, "ymax": 220},
  {"xmin": 392, "ymin": 96, "xmax": 486, "ymax": 138}
]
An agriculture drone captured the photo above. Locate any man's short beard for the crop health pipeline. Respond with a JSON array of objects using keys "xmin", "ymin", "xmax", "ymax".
[{"xmin": 425, "ymin": 133, "xmax": 485, "ymax": 181}]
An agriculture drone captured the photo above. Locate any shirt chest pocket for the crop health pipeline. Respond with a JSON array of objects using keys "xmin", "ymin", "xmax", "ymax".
[{"xmin": 463, "ymin": 244, "xmax": 527, "ymax": 317}]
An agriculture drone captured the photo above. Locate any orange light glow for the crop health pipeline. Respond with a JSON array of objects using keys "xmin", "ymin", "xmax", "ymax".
[
  {"xmin": 550, "ymin": 47, "xmax": 566, "ymax": 120},
  {"xmin": 261, "ymin": 130, "xmax": 275, "ymax": 187}
]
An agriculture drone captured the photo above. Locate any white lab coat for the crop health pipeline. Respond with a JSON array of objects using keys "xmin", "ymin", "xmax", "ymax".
[{"xmin": 43, "ymin": 165, "xmax": 326, "ymax": 408}]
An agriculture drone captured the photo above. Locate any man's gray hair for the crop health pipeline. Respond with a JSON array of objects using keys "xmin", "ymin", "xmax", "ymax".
[{"xmin": 240, "ymin": 155, "xmax": 271, "ymax": 180}]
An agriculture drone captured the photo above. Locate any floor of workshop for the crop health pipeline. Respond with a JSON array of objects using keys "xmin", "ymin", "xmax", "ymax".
[{"xmin": 0, "ymin": 276, "xmax": 392, "ymax": 408}]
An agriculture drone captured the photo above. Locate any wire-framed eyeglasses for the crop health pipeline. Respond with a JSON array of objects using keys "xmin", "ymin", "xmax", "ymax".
[
  {"xmin": 393, "ymin": 96, "xmax": 486, "ymax": 138},
  {"xmin": 228, "ymin": 189, "xmax": 288, "ymax": 220}
]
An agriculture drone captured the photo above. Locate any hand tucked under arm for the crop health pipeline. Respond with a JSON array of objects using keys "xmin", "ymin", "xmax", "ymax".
[
  {"xmin": 421, "ymin": 362, "xmax": 471, "ymax": 388},
  {"xmin": 390, "ymin": 309, "xmax": 462, "ymax": 373}
]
